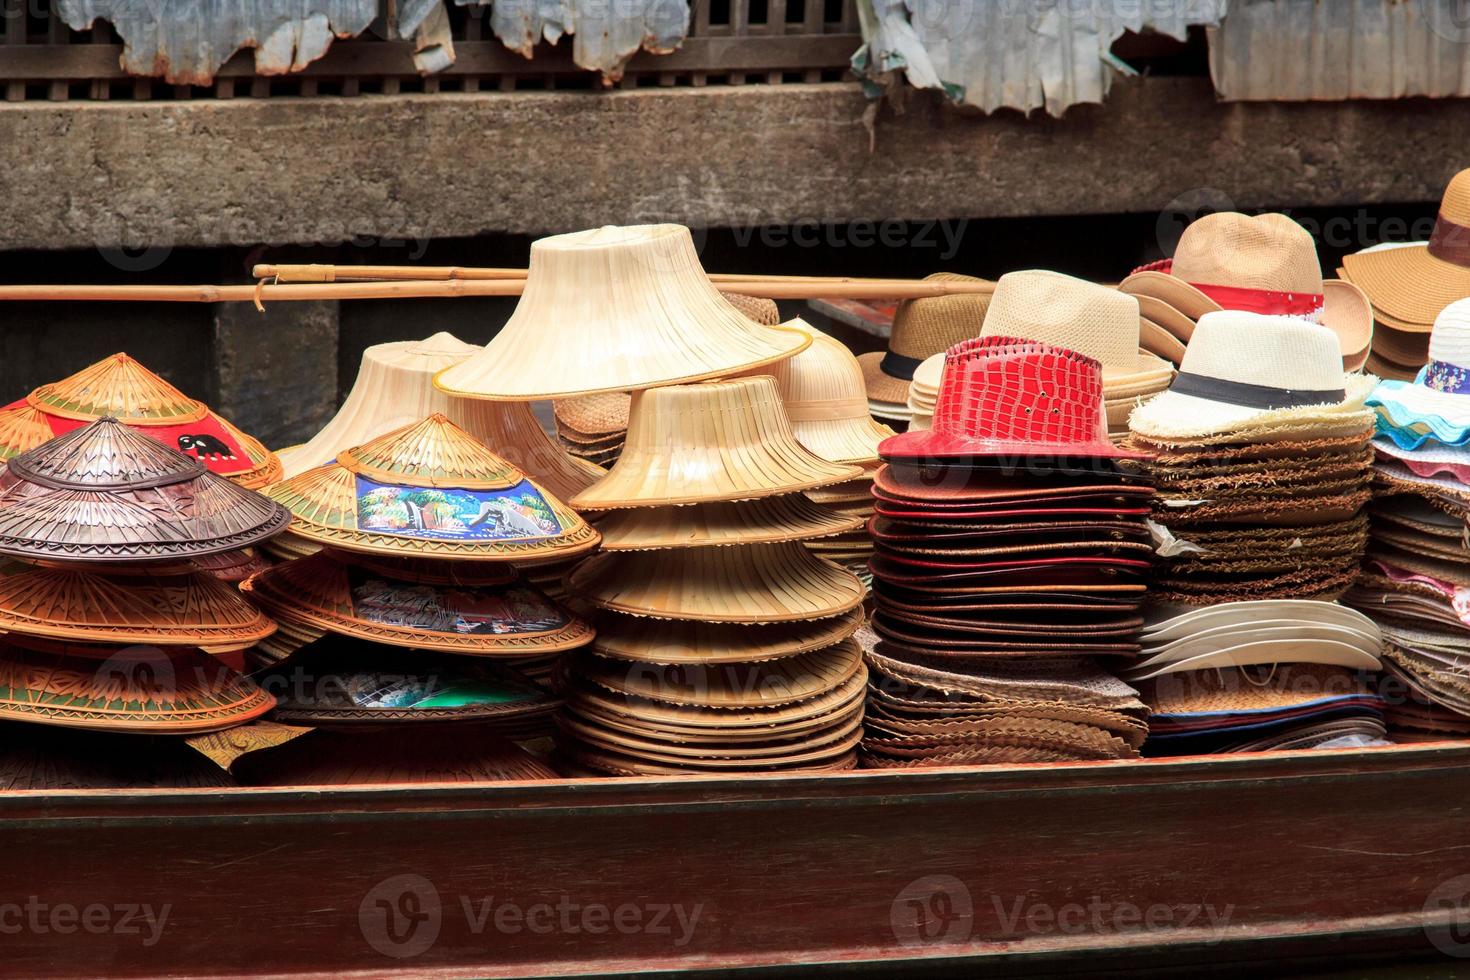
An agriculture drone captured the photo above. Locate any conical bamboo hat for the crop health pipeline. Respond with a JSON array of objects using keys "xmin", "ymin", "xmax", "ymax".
[
  {"xmin": 568, "ymin": 542, "xmax": 866, "ymax": 622},
  {"xmin": 0, "ymin": 725, "xmax": 237, "ymax": 788},
  {"xmin": 0, "ymin": 642, "xmax": 275, "ymax": 734},
  {"xmin": 0, "ymin": 418, "xmax": 290, "ymax": 563},
  {"xmin": 760, "ymin": 321, "xmax": 897, "ymax": 465},
  {"xmin": 433, "ymin": 225, "xmax": 811, "ymax": 400},
  {"xmin": 593, "ymin": 495, "xmax": 863, "ymax": 551},
  {"xmin": 241, "ymin": 551, "xmax": 593, "ymax": 655},
  {"xmin": 570, "ymin": 377, "xmax": 862, "ymax": 510},
  {"xmin": 265, "ymin": 414, "xmax": 599, "ymax": 561},
  {"xmin": 0, "ymin": 353, "xmax": 282, "ymax": 488},
  {"xmin": 0, "ymin": 562, "xmax": 276, "ymax": 652},
  {"xmin": 231, "ymin": 729, "xmax": 558, "ymax": 785},
  {"xmin": 592, "ymin": 607, "xmax": 864, "ymax": 664}
]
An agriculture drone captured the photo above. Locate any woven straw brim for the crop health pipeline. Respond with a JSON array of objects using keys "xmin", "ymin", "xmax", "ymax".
[
  {"xmin": 856, "ymin": 351, "xmax": 914, "ymax": 406},
  {"xmin": 1342, "ymin": 245, "xmax": 1470, "ymax": 326},
  {"xmin": 1130, "ymin": 374, "xmax": 1375, "ymax": 442},
  {"xmin": 1368, "ymin": 320, "xmax": 1431, "ymax": 367},
  {"xmin": 556, "ymin": 426, "xmax": 626, "ymax": 449},
  {"xmin": 216, "ymin": 417, "xmax": 284, "ymax": 490},
  {"xmin": 1131, "ymin": 292, "xmax": 1197, "ymax": 343},
  {"xmin": 554, "ymin": 392, "xmax": 631, "ymax": 437},
  {"xmin": 591, "ymin": 607, "xmax": 863, "ymax": 664},
  {"xmin": 569, "ymin": 543, "xmax": 866, "ymax": 622},
  {"xmin": 188, "ymin": 721, "xmax": 308, "ymax": 767},
  {"xmin": 1365, "ymin": 352, "xmax": 1419, "ymax": 383},
  {"xmin": 1137, "ymin": 663, "xmax": 1370, "ymax": 715},
  {"xmin": 791, "ymin": 416, "xmax": 896, "ymax": 467},
  {"xmin": 0, "ymin": 644, "xmax": 274, "ymax": 734},
  {"xmin": 594, "ymin": 496, "xmax": 863, "ymax": 551},
  {"xmin": 261, "ymin": 529, "xmax": 322, "ymax": 562},
  {"xmin": 232, "ymin": 730, "xmax": 558, "ymax": 785},
  {"xmin": 1138, "ymin": 427, "xmax": 1375, "ymax": 466},
  {"xmin": 721, "ymin": 291, "xmax": 782, "ymax": 326},
  {"xmin": 241, "ymin": 552, "xmax": 594, "ymax": 656},
  {"xmin": 567, "ymin": 743, "xmax": 858, "ymax": 776}
]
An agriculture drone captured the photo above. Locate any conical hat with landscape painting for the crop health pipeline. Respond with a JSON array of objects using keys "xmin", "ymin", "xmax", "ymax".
[{"xmin": 265, "ymin": 414, "xmax": 599, "ymax": 561}]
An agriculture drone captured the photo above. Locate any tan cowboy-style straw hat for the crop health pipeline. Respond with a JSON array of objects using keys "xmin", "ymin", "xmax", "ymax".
[
  {"xmin": 266, "ymin": 414, "xmax": 599, "ymax": 562},
  {"xmin": 569, "ymin": 377, "xmax": 861, "ymax": 510},
  {"xmin": 1121, "ymin": 212, "xmax": 1374, "ymax": 370},
  {"xmin": 1342, "ymin": 169, "xmax": 1470, "ymax": 329},
  {"xmin": 858, "ymin": 273, "xmax": 992, "ymax": 407},
  {"xmin": 981, "ymin": 270, "xmax": 1176, "ymax": 389},
  {"xmin": 434, "ymin": 225, "xmax": 810, "ymax": 400},
  {"xmin": 760, "ymin": 319, "xmax": 896, "ymax": 465}
]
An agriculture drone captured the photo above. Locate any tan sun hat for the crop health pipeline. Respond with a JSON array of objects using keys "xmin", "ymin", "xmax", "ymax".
[
  {"xmin": 434, "ymin": 225, "xmax": 810, "ymax": 400},
  {"xmin": 981, "ymin": 270, "xmax": 1175, "ymax": 388},
  {"xmin": 761, "ymin": 319, "xmax": 896, "ymax": 465},
  {"xmin": 1342, "ymin": 169, "xmax": 1470, "ymax": 329},
  {"xmin": 1120, "ymin": 212, "xmax": 1374, "ymax": 370},
  {"xmin": 857, "ymin": 273, "xmax": 992, "ymax": 405},
  {"xmin": 569, "ymin": 376, "xmax": 861, "ymax": 510}
]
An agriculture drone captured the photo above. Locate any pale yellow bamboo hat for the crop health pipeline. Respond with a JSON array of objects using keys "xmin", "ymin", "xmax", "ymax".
[
  {"xmin": 761, "ymin": 319, "xmax": 895, "ymax": 465},
  {"xmin": 569, "ymin": 377, "xmax": 862, "ymax": 510},
  {"xmin": 434, "ymin": 225, "xmax": 810, "ymax": 400}
]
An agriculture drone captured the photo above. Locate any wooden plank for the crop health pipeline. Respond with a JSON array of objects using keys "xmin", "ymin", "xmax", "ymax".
[
  {"xmin": 3, "ymin": 2, "xmax": 23, "ymax": 102},
  {"xmin": 767, "ymin": 0, "xmax": 788, "ymax": 83}
]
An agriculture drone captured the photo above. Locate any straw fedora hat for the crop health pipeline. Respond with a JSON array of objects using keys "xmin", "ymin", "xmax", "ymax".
[
  {"xmin": 232, "ymin": 729, "xmax": 557, "ymax": 786},
  {"xmin": 1342, "ymin": 169, "xmax": 1470, "ymax": 328},
  {"xmin": 1366, "ymin": 299, "xmax": 1470, "ymax": 444},
  {"xmin": 569, "ymin": 377, "xmax": 861, "ymax": 510},
  {"xmin": 266, "ymin": 414, "xmax": 599, "ymax": 562},
  {"xmin": 981, "ymin": 270, "xmax": 1175, "ymax": 388},
  {"xmin": 0, "ymin": 353, "xmax": 282, "ymax": 489},
  {"xmin": 434, "ymin": 225, "xmax": 810, "ymax": 400},
  {"xmin": 593, "ymin": 496, "xmax": 863, "ymax": 551},
  {"xmin": 0, "ymin": 418, "xmax": 289, "ymax": 564},
  {"xmin": 1129, "ymin": 312, "xmax": 1374, "ymax": 441},
  {"xmin": 761, "ymin": 320, "xmax": 896, "ymax": 465},
  {"xmin": 1120, "ymin": 213, "xmax": 1374, "ymax": 370},
  {"xmin": 241, "ymin": 550, "xmax": 593, "ymax": 655},
  {"xmin": 858, "ymin": 273, "xmax": 992, "ymax": 406}
]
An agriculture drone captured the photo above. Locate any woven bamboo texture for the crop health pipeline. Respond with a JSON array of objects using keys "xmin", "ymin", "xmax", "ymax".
[{"xmin": 593, "ymin": 495, "xmax": 863, "ymax": 551}]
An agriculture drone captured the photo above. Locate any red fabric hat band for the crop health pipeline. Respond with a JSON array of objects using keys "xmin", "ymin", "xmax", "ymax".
[{"xmin": 1187, "ymin": 282, "xmax": 1324, "ymax": 317}]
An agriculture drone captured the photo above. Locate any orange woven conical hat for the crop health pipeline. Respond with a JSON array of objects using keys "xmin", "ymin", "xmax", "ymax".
[
  {"xmin": 0, "ymin": 353, "xmax": 282, "ymax": 488},
  {"xmin": 266, "ymin": 414, "xmax": 600, "ymax": 561},
  {"xmin": 0, "ymin": 418, "xmax": 289, "ymax": 564},
  {"xmin": 570, "ymin": 377, "xmax": 862, "ymax": 510},
  {"xmin": 433, "ymin": 225, "xmax": 811, "ymax": 400}
]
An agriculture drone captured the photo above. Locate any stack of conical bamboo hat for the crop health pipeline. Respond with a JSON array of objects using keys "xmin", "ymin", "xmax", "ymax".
[
  {"xmin": 559, "ymin": 376, "xmax": 872, "ymax": 774},
  {"xmin": 760, "ymin": 320, "xmax": 893, "ymax": 591},
  {"xmin": 0, "ymin": 418, "xmax": 290, "ymax": 736},
  {"xmin": 0, "ymin": 353, "xmax": 282, "ymax": 489}
]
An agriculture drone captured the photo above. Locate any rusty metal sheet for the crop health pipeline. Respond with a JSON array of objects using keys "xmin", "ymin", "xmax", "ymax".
[
  {"xmin": 56, "ymin": 0, "xmax": 379, "ymax": 85},
  {"xmin": 1209, "ymin": 0, "xmax": 1470, "ymax": 101},
  {"xmin": 471, "ymin": 0, "xmax": 691, "ymax": 81},
  {"xmin": 855, "ymin": 0, "xmax": 1226, "ymax": 116}
]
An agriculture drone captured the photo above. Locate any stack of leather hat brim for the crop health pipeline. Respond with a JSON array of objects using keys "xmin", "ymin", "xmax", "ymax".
[
  {"xmin": 1381, "ymin": 695, "xmax": 1470, "ymax": 742},
  {"xmin": 231, "ymin": 726, "xmax": 560, "ymax": 785}
]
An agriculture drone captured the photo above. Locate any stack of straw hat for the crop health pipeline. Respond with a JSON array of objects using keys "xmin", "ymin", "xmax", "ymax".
[
  {"xmin": 559, "ymin": 377, "xmax": 871, "ymax": 774},
  {"xmin": 1128, "ymin": 312, "xmax": 1376, "ymax": 604},
  {"xmin": 0, "ymin": 418, "xmax": 290, "ymax": 740},
  {"xmin": 862, "ymin": 336, "xmax": 1156, "ymax": 766},
  {"xmin": 1340, "ymin": 169, "xmax": 1470, "ymax": 382},
  {"xmin": 250, "ymin": 414, "xmax": 600, "ymax": 694},
  {"xmin": 859, "ymin": 273, "xmax": 992, "ymax": 425},
  {"xmin": 905, "ymin": 352, "xmax": 943, "ymax": 431},
  {"xmin": 762, "ymin": 320, "xmax": 894, "ymax": 590},
  {"xmin": 1119, "ymin": 212, "xmax": 1374, "ymax": 372},
  {"xmin": 0, "ymin": 352, "xmax": 282, "ymax": 488}
]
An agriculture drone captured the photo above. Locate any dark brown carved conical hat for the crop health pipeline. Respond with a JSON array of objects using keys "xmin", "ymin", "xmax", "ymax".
[
  {"xmin": 0, "ymin": 418, "xmax": 289, "ymax": 563},
  {"xmin": 231, "ymin": 728, "xmax": 559, "ymax": 785},
  {"xmin": 0, "ymin": 724, "xmax": 236, "ymax": 788}
]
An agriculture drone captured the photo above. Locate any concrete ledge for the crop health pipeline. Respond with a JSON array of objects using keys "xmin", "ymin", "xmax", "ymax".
[{"xmin": 0, "ymin": 79, "xmax": 1466, "ymax": 251}]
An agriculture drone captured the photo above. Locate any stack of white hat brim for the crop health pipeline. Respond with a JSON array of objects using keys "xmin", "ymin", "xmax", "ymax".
[{"xmin": 905, "ymin": 352, "xmax": 943, "ymax": 432}]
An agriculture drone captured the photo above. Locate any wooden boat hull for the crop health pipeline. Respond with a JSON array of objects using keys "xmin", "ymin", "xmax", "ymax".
[{"xmin": 5, "ymin": 743, "xmax": 1470, "ymax": 977}]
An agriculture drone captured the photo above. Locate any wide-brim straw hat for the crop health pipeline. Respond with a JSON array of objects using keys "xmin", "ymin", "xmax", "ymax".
[
  {"xmin": 1366, "ymin": 299, "xmax": 1470, "ymax": 442},
  {"xmin": 241, "ymin": 550, "xmax": 593, "ymax": 655},
  {"xmin": 0, "ymin": 353, "xmax": 282, "ymax": 489},
  {"xmin": 0, "ymin": 642, "xmax": 274, "ymax": 734},
  {"xmin": 434, "ymin": 225, "xmax": 810, "ymax": 400},
  {"xmin": 232, "ymin": 729, "xmax": 558, "ymax": 785},
  {"xmin": 1341, "ymin": 169, "xmax": 1470, "ymax": 327},
  {"xmin": 266, "ymin": 414, "xmax": 599, "ymax": 562},
  {"xmin": 858, "ymin": 273, "xmax": 992, "ymax": 405},
  {"xmin": 1129, "ymin": 312, "xmax": 1374, "ymax": 441},
  {"xmin": 0, "ymin": 417, "xmax": 289, "ymax": 564},
  {"xmin": 569, "ymin": 542, "xmax": 866, "ymax": 622},
  {"xmin": 570, "ymin": 377, "xmax": 861, "ymax": 510},
  {"xmin": 591, "ymin": 607, "xmax": 864, "ymax": 664},
  {"xmin": 1372, "ymin": 437, "xmax": 1470, "ymax": 482},
  {"xmin": 593, "ymin": 495, "xmax": 863, "ymax": 550},
  {"xmin": 1136, "ymin": 662, "xmax": 1372, "ymax": 717}
]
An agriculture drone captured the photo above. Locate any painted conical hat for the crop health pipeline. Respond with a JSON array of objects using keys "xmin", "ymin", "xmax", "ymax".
[
  {"xmin": 0, "ymin": 642, "xmax": 274, "ymax": 734},
  {"xmin": 591, "ymin": 607, "xmax": 864, "ymax": 664},
  {"xmin": 265, "ymin": 414, "xmax": 599, "ymax": 561},
  {"xmin": 761, "ymin": 321, "xmax": 897, "ymax": 465},
  {"xmin": 433, "ymin": 224, "xmax": 810, "ymax": 400},
  {"xmin": 0, "ymin": 562, "xmax": 275, "ymax": 652},
  {"xmin": 569, "ymin": 542, "xmax": 865, "ymax": 623},
  {"xmin": 0, "ymin": 353, "xmax": 282, "ymax": 488},
  {"xmin": 593, "ymin": 495, "xmax": 863, "ymax": 551},
  {"xmin": 241, "ymin": 550, "xmax": 593, "ymax": 655},
  {"xmin": 0, "ymin": 418, "xmax": 289, "ymax": 563},
  {"xmin": 231, "ymin": 729, "xmax": 559, "ymax": 785},
  {"xmin": 570, "ymin": 377, "xmax": 862, "ymax": 510},
  {"xmin": 0, "ymin": 725, "xmax": 236, "ymax": 788}
]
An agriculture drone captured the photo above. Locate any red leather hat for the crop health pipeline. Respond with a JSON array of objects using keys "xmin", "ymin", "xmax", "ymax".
[{"xmin": 880, "ymin": 336, "xmax": 1150, "ymax": 462}]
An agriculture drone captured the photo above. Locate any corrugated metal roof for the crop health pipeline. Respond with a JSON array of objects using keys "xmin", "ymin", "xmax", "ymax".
[
  {"xmin": 475, "ymin": 0, "xmax": 691, "ymax": 81},
  {"xmin": 1209, "ymin": 0, "xmax": 1470, "ymax": 101}
]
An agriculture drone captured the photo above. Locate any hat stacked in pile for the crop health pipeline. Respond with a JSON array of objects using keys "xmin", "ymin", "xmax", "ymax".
[
  {"xmin": 560, "ymin": 377, "xmax": 871, "ymax": 775},
  {"xmin": 859, "ymin": 273, "xmax": 992, "ymax": 426},
  {"xmin": 762, "ymin": 320, "xmax": 894, "ymax": 590},
  {"xmin": 905, "ymin": 352, "xmax": 943, "ymax": 431},
  {"xmin": 862, "ymin": 336, "xmax": 1155, "ymax": 766},
  {"xmin": 1119, "ymin": 211, "xmax": 1374, "ymax": 372},
  {"xmin": 1341, "ymin": 168, "xmax": 1470, "ymax": 382}
]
